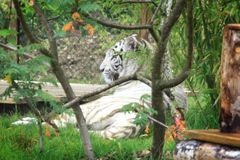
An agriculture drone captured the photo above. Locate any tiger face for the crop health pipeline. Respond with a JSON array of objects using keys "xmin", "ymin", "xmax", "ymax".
[
  {"xmin": 100, "ymin": 34, "xmax": 148, "ymax": 84},
  {"xmin": 99, "ymin": 49, "xmax": 123, "ymax": 84}
]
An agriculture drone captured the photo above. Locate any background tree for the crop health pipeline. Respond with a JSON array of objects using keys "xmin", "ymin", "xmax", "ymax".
[
  {"xmin": 67, "ymin": 0, "xmax": 193, "ymax": 159},
  {"xmin": 11, "ymin": 0, "xmax": 96, "ymax": 159}
]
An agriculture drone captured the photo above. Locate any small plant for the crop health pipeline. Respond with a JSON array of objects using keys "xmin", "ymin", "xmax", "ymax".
[
  {"xmin": 122, "ymin": 94, "xmax": 156, "ymax": 127},
  {"xmin": 0, "ymin": 42, "xmax": 64, "ymax": 152}
]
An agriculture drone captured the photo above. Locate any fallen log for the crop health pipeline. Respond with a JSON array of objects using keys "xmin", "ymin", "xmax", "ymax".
[{"xmin": 174, "ymin": 140, "xmax": 240, "ymax": 160}]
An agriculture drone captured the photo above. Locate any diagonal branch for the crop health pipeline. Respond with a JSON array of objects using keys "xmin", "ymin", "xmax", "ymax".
[
  {"xmin": 120, "ymin": 0, "xmax": 157, "ymax": 7},
  {"xmin": 158, "ymin": 0, "xmax": 193, "ymax": 90},
  {"xmin": 12, "ymin": 0, "xmax": 52, "ymax": 58},
  {"xmin": 32, "ymin": 3, "xmax": 95, "ymax": 159},
  {"xmin": 150, "ymin": 0, "xmax": 164, "ymax": 24},
  {"xmin": 64, "ymin": 74, "xmax": 136, "ymax": 108},
  {"xmin": 63, "ymin": 74, "xmax": 152, "ymax": 109},
  {"xmin": 32, "ymin": 4, "xmax": 58, "ymax": 58},
  {"xmin": 159, "ymin": 0, "xmax": 186, "ymax": 42},
  {"xmin": 13, "ymin": 0, "xmax": 38, "ymax": 43},
  {"xmin": 153, "ymin": 0, "xmax": 186, "ymax": 82},
  {"xmin": 0, "ymin": 42, "xmax": 35, "ymax": 59},
  {"xmin": 148, "ymin": 0, "xmax": 165, "ymax": 42},
  {"xmin": 83, "ymin": 13, "xmax": 152, "ymax": 30}
]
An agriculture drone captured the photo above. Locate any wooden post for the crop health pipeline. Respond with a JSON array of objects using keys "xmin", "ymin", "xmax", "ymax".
[{"xmin": 220, "ymin": 24, "xmax": 240, "ymax": 133}]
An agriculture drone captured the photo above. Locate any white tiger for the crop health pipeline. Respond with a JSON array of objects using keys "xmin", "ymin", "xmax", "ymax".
[{"xmin": 13, "ymin": 34, "xmax": 187, "ymax": 139}]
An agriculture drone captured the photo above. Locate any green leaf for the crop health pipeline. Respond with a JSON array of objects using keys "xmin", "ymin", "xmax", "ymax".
[
  {"xmin": 78, "ymin": 2, "xmax": 100, "ymax": 13},
  {"xmin": 0, "ymin": 29, "xmax": 18, "ymax": 37}
]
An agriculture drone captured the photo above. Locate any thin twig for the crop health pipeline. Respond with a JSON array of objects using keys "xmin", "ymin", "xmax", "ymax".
[
  {"xmin": 150, "ymin": 0, "xmax": 164, "ymax": 23},
  {"xmin": 37, "ymin": 119, "xmax": 44, "ymax": 152},
  {"xmin": 120, "ymin": 0, "xmax": 157, "ymax": 7},
  {"xmin": 148, "ymin": 115, "xmax": 169, "ymax": 128},
  {"xmin": 64, "ymin": 74, "xmax": 139, "ymax": 109},
  {"xmin": 83, "ymin": 13, "xmax": 152, "ymax": 30},
  {"xmin": 32, "ymin": 4, "xmax": 58, "ymax": 58},
  {"xmin": 13, "ymin": 0, "xmax": 38, "ymax": 43},
  {"xmin": 0, "ymin": 42, "xmax": 34, "ymax": 59}
]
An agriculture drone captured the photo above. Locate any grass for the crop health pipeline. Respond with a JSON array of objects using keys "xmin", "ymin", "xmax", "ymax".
[
  {"xmin": 0, "ymin": 93, "xmax": 220, "ymax": 160},
  {"xmin": 0, "ymin": 114, "xmax": 152, "ymax": 160}
]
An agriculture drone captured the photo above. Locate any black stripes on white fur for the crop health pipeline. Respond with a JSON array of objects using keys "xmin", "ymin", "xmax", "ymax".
[{"xmin": 100, "ymin": 34, "xmax": 148, "ymax": 84}]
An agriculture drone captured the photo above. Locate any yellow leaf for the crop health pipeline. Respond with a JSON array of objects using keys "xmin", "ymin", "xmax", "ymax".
[
  {"xmin": 4, "ymin": 75, "xmax": 12, "ymax": 85},
  {"xmin": 29, "ymin": 0, "xmax": 35, "ymax": 6}
]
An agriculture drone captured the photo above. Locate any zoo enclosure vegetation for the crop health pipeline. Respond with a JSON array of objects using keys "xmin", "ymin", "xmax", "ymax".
[{"xmin": 0, "ymin": 0, "xmax": 240, "ymax": 159}]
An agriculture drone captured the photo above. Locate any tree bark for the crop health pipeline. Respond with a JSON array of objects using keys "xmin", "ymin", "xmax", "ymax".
[
  {"xmin": 138, "ymin": 4, "xmax": 152, "ymax": 41},
  {"xmin": 12, "ymin": 1, "xmax": 95, "ymax": 159},
  {"xmin": 220, "ymin": 24, "xmax": 240, "ymax": 133},
  {"xmin": 174, "ymin": 140, "xmax": 240, "ymax": 160},
  {"xmin": 51, "ymin": 62, "xmax": 94, "ymax": 159},
  {"xmin": 151, "ymin": 0, "xmax": 187, "ymax": 159}
]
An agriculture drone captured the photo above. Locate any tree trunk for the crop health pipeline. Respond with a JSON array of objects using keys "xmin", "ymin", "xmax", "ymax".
[
  {"xmin": 151, "ymin": 88, "xmax": 165, "ymax": 159},
  {"xmin": 151, "ymin": 0, "xmax": 187, "ymax": 159},
  {"xmin": 51, "ymin": 62, "xmax": 94, "ymax": 159},
  {"xmin": 16, "ymin": 15, "xmax": 20, "ymax": 63},
  {"xmin": 12, "ymin": 1, "xmax": 95, "ymax": 158},
  {"xmin": 138, "ymin": 4, "xmax": 152, "ymax": 41},
  {"xmin": 151, "ymin": 1, "xmax": 173, "ymax": 159},
  {"xmin": 220, "ymin": 24, "xmax": 240, "ymax": 133}
]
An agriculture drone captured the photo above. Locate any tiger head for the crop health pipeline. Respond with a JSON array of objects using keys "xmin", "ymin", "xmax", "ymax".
[{"xmin": 100, "ymin": 34, "xmax": 147, "ymax": 84}]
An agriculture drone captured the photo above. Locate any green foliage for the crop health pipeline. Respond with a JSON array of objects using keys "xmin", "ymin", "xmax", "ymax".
[
  {"xmin": 0, "ymin": 29, "xmax": 18, "ymax": 37},
  {"xmin": 185, "ymin": 96, "xmax": 219, "ymax": 129},
  {"xmin": 78, "ymin": 1, "xmax": 101, "ymax": 13},
  {"xmin": 122, "ymin": 94, "xmax": 156, "ymax": 127},
  {"xmin": 0, "ymin": 44, "xmax": 63, "ymax": 112},
  {"xmin": 0, "ymin": 115, "xmax": 151, "ymax": 160}
]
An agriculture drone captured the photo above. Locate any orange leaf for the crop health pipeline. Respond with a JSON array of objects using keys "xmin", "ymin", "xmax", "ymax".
[
  {"xmin": 63, "ymin": 22, "xmax": 73, "ymax": 32},
  {"xmin": 85, "ymin": 24, "xmax": 94, "ymax": 36},
  {"xmin": 72, "ymin": 12, "xmax": 81, "ymax": 20},
  {"xmin": 72, "ymin": 12, "xmax": 84, "ymax": 23},
  {"xmin": 144, "ymin": 126, "xmax": 150, "ymax": 134},
  {"xmin": 54, "ymin": 130, "xmax": 59, "ymax": 137},
  {"xmin": 45, "ymin": 125, "xmax": 51, "ymax": 138}
]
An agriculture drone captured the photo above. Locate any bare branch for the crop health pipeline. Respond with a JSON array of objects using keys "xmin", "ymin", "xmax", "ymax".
[
  {"xmin": 83, "ymin": 13, "xmax": 152, "ymax": 30},
  {"xmin": 136, "ymin": 74, "xmax": 152, "ymax": 86},
  {"xmin": 158, "ymin": 0, "xmax": 193, "ymax": 90},
  {"xmin": 150, "ymin": 0, "xmax": 164, "ymax": 23},
  {"xmin": 159, "ymin": 0, "xmax": 186, "ymax": 41},
  {"xmin": 37, "ymin": 119, "xmax": 44, "ymax": 152},
  {"xmin": 158, "ymin": 70, "xmax": 190, "ymax": 89},
  {"xmin": 12, "ymin": 0, "xmax": 52, "ymax": 58},
  {"xmin": 148, "ymin": 115, "xmax": 169, "ymax": 128},
  {"xmin": 152, "ymin": 0, "xmax": 186, "ymax": 83},
  {"xmin": 32, "ymin": 4, "xmax": 58, "ymax": 58},
  {"xmin": 12, "ymin": 0, "xmax": 38, "ymax": 43},
  {"xmin": 149, "ymin": 27, "xmax": 159, "ymax": 42},
  {"xmin": 62, "ymin": 74, "xmax": 151, "ymax": 109},
  {"xmin": 47, "ymin": 15, "xmax": 61, "ymax": 21},
  {"xmin": 121, "ymin": 0, "xmax": 157, "ymax": 7},
  {"xmin": 64, "ymin": 74, "xmax": 138, "ymax": 108},
  {"xmin": 0, "ymin": 42, "xmax": 35, "ymax": 59}
]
